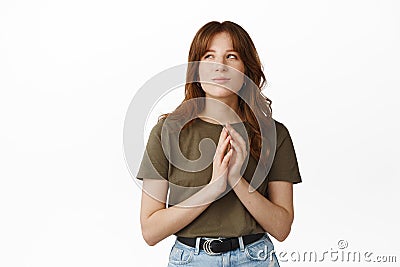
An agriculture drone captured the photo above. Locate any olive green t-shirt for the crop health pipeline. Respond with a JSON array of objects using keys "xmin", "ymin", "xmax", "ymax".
[{"xmin": 136, "ymin": 117, "xmax": 301, "ymax": 238}]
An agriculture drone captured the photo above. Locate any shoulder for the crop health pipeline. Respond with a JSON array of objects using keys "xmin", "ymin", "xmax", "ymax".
[
  {"xmin": 273, "ymin": 119, "xmax": 288, "ymax": 133},
  {"xmin": 273, "ymin": 118, "xmax": 290, "ymax": 137},
  {"xmin": 148, "ymin": 117, "xmax": 167, "ymax": 138},
  {"xmin": 272, "ymin": 119, "xmax": 292, "ymax": 148}
]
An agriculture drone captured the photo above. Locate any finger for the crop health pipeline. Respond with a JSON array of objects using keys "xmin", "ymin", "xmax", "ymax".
[
  {"xmin": 217, "ymin": 126, "xmax": 229, "ymax": 146},
  {"xmin": 214, "ymin": 127, "xmax": 228, "ymax": 157},
  {"xmin": 221, "ymin": 149, "xmax": 233, "ymax": 167},
  {"xmin": 225, "ymin": 125, "xmax": 246, "ymax": 151},
  {"xmin": 229, "ymin": 139, "xmax": 243, "ymax": 155},
  {"xmin": 225, "ymin": 123, "xmax": 247, "ymax": 148},
  {"xmin": 215, "ymin": 134, "xmax": 231, "ymax": 163}
]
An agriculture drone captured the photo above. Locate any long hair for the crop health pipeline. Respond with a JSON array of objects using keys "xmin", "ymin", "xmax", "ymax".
[{"xmin": 159, "ymin": 21, "xmax": 273, "ymax": 164}]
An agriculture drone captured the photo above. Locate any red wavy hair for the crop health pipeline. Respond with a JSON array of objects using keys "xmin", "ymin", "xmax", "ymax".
[{"xmin": 160, "ymin": 21, "xmax": 273, "ymax": 164}]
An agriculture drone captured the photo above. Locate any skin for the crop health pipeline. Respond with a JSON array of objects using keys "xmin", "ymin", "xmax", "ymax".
[
  {"xmin": 197, "ymin": 31, "xmax": 245, "ymax": 124},
  {"xmin": 140, "ymin": 32, "xmax": 295, "ymax": 246}
]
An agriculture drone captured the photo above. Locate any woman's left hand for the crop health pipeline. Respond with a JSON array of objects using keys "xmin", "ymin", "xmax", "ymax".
[{"xmin": 225, "ymin": 123, "xmax": 248, "ymax": 186}]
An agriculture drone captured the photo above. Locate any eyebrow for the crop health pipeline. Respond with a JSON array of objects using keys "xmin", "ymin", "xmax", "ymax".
[{"xmin": 204, "ymin": 49, "xmax": 238, "ymax": 53}]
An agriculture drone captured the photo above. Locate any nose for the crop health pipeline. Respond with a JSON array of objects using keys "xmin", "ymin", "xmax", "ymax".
[{"xmin": 214, "ymin": 57, "xmax": 228, "ymax": 72}]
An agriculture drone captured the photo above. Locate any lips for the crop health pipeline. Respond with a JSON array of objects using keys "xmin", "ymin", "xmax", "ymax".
[{"xmin": 211, "ymin": 77, "xmax": 231, "ymax": 84}]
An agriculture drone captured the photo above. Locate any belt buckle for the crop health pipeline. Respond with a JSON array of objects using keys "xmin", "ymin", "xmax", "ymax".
[{"xmin": 203, "ymin": 238, "xmax": 223, "ymax": 256}]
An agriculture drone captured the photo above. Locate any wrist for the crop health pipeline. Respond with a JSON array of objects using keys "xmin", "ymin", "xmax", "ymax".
[
  {"xmin": 228, "ymin": 174, "xmax": 242, "ymax": 188},
  {"xmin": 207, "ymin": 178, "xmax": 226, "ymax": 196}
]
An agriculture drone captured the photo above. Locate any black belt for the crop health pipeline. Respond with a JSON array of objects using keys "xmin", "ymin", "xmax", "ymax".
[{"xmin": 177, "ymin": 233, "xmax": 264, "ymax": 255}]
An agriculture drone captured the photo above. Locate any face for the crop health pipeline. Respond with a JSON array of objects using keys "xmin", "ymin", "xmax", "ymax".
[{"xmin": 198, "ymin": 32, "xmax": 245, "ymax": 100}]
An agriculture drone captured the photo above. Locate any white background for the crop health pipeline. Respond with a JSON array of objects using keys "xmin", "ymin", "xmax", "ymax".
[{"xmin": 1, "ymin": 0, "xmax": 399, "ymax": 266}]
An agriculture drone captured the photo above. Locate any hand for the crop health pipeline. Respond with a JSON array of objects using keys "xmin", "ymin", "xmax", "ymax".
[
  {"xmin": 209, "ymin": 126, "xmax": 233, "ymax": 194},
  {"xmin": 225, "ymin": 123, "xmax": 248, "ymax": 186}
]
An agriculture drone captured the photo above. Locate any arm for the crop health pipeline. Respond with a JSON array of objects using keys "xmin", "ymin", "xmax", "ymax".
[
  {"xmin": 225, "ymin": 123, "xmax": 295, "ymax": 242},
  {"xmin": 230, "ymin": 179, "xmax": 294, "ymax": 242},
  {"xmin": 140, "ymin": 178, "xmax": 222, "ymax": 246},
  {"xmin": 140, "ymin": 126, "xmax": 233, "ymax": 246}
]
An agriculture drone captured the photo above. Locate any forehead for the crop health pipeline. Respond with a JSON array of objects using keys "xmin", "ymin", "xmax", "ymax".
[{"xmin": 207, "ymin": 32, "xmax": 234, "ymax": 50}]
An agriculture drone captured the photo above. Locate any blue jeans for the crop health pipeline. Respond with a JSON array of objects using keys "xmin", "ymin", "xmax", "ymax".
[{"xmin": 167, "ymin": 234, "xmax": 280, "ymax": 266}]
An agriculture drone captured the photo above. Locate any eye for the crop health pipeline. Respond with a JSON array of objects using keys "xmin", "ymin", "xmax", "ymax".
[
  {"xmin": 203, "ymin": 54, "xmax": 214, "ymax": 60},
  {"xmin": 227, "ymin": 54, "xmax": 238, "ymax": 59}
]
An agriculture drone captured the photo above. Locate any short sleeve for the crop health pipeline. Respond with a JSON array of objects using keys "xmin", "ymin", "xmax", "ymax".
[
  {"xmin": 267, "ymin": 121, "xmax": 302, "ymax": 184},
  {"xmin": 136, "ymin": 120, "xmax": 169, "ymax": 181}
]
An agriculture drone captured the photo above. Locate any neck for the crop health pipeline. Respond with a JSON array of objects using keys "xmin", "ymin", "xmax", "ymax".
[{"xmin": 198, "ymin": 94, "xmax": 243, "ymax": 124}]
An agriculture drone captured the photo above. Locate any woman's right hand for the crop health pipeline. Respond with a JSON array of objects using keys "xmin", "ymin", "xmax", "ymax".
[
  {"xmin": 140, "ymin": 126, "xmax": 233, "ymax": 246},
  {"xmin": 209, "ymin": 126, "xmax": 233, "ymax": 194}
]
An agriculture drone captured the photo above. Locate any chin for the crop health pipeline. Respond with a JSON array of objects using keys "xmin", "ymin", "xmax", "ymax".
[
  {"xmin": 202, "ymin": 85, "xmax": 240, "ymax": 99},
  {"xmin": 205, "ymin": 91, "xmax": 236, "ymax": 100}
]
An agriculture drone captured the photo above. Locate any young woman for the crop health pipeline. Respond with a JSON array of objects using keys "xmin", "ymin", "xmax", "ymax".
[{"xmin": 136, "ymin": 21, "xmax": 302, "ymax": 266}]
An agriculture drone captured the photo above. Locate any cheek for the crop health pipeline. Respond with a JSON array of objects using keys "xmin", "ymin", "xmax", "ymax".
[
  {"xmin": 230, "ymin": 74, "xmax": 245, "ymax": 92},
  {"xmin": 197, "ymin": 66, "xmax": 214, "ymax": 92},
  {"xmin": 232, "ymin": 71, "xmax": 244, "ymax": 81},
  {"xmin": 234, "ymin": 63, "xmax": 245, "ymax": 75},
  {"xmin": 198, "ymin": 64, "xmax": 212, "ymax": 82},
  {"xmin": 232, "ymin": 63, "xmax": 245, "ymax": 88}
]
